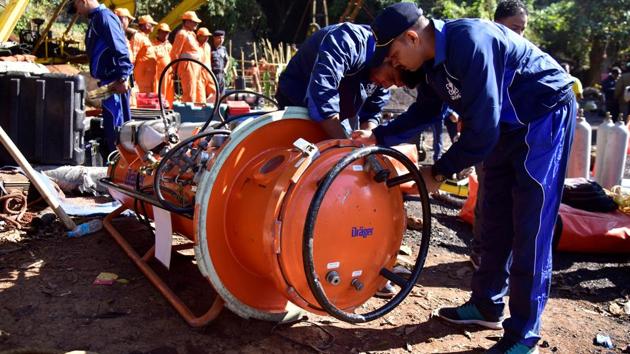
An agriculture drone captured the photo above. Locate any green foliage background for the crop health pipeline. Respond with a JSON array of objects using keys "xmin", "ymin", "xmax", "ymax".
[{"xmin": 9, "ymin": 0, "xmax": 630, "ymax": 84}]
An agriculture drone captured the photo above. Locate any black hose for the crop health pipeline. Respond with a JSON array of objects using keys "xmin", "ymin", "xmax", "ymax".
[
  {"xmin": 153, "ymin": 129, "xmax": 231, "ymax": 214},
  {"xmin": 157, "ymin": 57, "xmax": 221, "ymax": 137},
  {"xmin": 302, "ymin": 146, "xmax": 432, "ymax": 323}
]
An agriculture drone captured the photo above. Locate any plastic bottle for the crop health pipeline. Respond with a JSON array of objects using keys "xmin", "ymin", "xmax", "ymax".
[
  {"xmin": 67, "ymin": 219, "xmax": 103, "ymax": 238},
  {"xmin": 594, "ymin": 114, "xmax": 614, "ymax": 183},
  {"xmin": 600, "ymin": 119, "xmax": 629, "ymax": 189},
  {"xmin": 567, "ymin": 109, "xmax": 592, "ymax": 178}
]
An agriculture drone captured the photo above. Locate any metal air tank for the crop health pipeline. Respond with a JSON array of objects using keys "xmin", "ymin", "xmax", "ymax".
[
  {"xmin": 595, "ymin": 114, "xmax": 614, "ymax": 183},
  {"xmin": 599, "ymin": 119, "xmax": 629, "ymax": 189},
  {"xmin": 567, "ymin": 109, "xmax": 592, "ymax": 178}
]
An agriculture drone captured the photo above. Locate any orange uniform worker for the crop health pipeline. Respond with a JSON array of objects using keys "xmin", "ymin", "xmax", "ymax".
[
  {"xmin": 153, "ymin": 23, "xmax": 174, "ymax": 105},
  {"xmin": 114, "ymin": 7, "xmax": 137, "ymax": 106},
  {"xmin": 132, "ymin": 15, "xmax": 158, "ymax": 93},
  {"xmin": 170, "ymin": 11, "xmax": 204, "ymax": 103},
  {"xmin": 113, "ymin": 7, "xmax": 134, "ymax": 60},
  {"xmin": 197, "ymin": 27, "xmax": 216, "ymax": 102}
]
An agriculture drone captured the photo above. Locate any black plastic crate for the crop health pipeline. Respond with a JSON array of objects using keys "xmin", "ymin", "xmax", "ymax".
[{"xmin": 0, "ymin": 72, "xmax": 86, "ymax": 165}]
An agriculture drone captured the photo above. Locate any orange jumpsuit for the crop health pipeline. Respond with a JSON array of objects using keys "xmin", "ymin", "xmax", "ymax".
[
  {"xmin": 152, "ymin": 38, "xmax": 174, "ymax": 106},
  {"xmin": 131, "ymin": 32, "xmax": 156, "ymax": 93},
  {"xmin": 199, "ymin": 42, "xmax": 216, "ymax": 102},
  {"xmin": 125, "ymin": 36, "xmax": 138, "ymax": 107},
  {"xmin": 170, "ymin": 29, "xmax": 204, "ymax": 103}
]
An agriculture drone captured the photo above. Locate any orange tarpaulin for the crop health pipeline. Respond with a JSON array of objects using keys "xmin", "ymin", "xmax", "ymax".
[{"xmin": 458, "ymin": 174, "xmax": 630, "ymax": 253}]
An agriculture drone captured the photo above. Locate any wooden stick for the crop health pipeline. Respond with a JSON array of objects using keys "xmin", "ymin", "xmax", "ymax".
[{"xmin": 0, "ymin": 125, "xmax": 76, "ymax": 230}]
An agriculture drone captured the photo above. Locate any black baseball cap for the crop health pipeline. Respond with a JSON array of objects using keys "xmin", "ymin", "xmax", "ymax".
[{"xmin": 370, "ymin": 2, "xmax": 423, "ymax": 67}]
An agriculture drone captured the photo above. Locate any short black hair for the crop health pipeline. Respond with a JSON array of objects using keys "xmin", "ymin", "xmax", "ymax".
[{"xmin": 494, "ymin": 0, "xmax": 528, "ymax": 21}]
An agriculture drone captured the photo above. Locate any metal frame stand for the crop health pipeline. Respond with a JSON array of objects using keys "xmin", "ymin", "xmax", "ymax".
[{"xmin": 103, "ymin": 206, "xmax": 224, "ymax": 327}]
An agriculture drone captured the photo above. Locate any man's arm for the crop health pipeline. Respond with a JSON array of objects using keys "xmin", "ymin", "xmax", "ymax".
[
  {"xmin": 170, "ymin": 31, "xmax": 186, "ymax": 60},
  {"xmin": 358, "ymin": 87, "xmax": 390, "ymax": 129},
  {"xmin": 96, "ymin": 13, "xmax": 133, "ymax": 81},
  {"xmin": 433, "ymin": 32, "xmax": 504, "ymax": 177},
  {"xmin": 305, "ymin": 25, "xmax": 364, "ymax": 130},
  {"xmin": 370, "ymin": 82, "xmax": 444, "ymax": 147}
]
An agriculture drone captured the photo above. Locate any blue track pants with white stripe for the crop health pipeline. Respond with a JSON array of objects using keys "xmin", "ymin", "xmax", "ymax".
[
  {"xmin": 470, "ymin": 96, "xmax": 576, "ymax": 347},
  {"xmin": 102, "ymin": 90, "xmax": 131, "ymax": 156}
]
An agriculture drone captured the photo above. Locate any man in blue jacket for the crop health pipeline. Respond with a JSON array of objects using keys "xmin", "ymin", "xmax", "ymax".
[
  {"xmin": 72, "ymin": 0, "xmax": 133, "ymax": 156},
  {"xmin": 353, "ymin": 3, "xmax": 575, "ymax": 353},
  {"xmin": 276, "ymin": 23, "xmax": 395, "ymax": 138}
]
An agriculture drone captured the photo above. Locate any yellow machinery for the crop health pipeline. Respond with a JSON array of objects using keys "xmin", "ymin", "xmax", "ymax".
[{"xmin": 0, "ymin": 0, "xmax": 29, "ymax": 42}]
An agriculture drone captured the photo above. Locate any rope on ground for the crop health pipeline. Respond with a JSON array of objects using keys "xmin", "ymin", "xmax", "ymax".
[{"xmin": 0, "ymin": 193, "xmax": 29, "ymax": 230}]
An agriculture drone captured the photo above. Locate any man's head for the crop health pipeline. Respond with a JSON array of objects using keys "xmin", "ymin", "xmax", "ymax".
[
  {"xmin": 197, "ymin": 27, "xmax": 211, "ymax": 44},
  {"xmin": 212, "ymin": 30, "xmax": 225, "ymax": 47},
  {"xmin": 156, "ymin": 23, "xmax": 171, "ymax": 42},
  {"xmin": 182, "ymin": 11, "xmax": 201, "ymax": 31},
  {"xmin": 371, "ymin": 3, "xmax": 432, "ymax": 72},
  {"xmin": 369, "ymin": 59, "xmax": 405, "ymax": 89},
  {"xmin": 113, "ymin": 7, "xmax": 135, "ymax": 30},
  {"xmin": 71, "ymin": 0, "xmax": 99, "ymax": 16},
  {"xmin": 138, "ymin": 15, "xmax": 157, "ymax": 33},
  {"xmin": 494, "ymin": 0, "xmax": 528, "ymax": 36},
  {"xmin": 611, "ymin": 67, "xmax": 622, "ymax": 79}
]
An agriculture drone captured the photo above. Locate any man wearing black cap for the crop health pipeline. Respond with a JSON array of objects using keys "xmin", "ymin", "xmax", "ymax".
[
  {"xmin": 70, "ymin": 0, "xmax": 132, "ymax": 158},
  {"xmin": 211, "ymin": 30, "xmax": 229, "ymax": 96},
  {"xmin": 276, "ymin": 22, "xmax": 400, "ymax": 138},
  {"xmin": 353, "ymin": 3, "xmax": 576, "ymax": 353}
]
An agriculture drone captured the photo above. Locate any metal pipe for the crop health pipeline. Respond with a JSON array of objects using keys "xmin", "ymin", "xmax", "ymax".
[{"xmin": 103, "ymin": 206, "xmax": 225, "ymax": 327}]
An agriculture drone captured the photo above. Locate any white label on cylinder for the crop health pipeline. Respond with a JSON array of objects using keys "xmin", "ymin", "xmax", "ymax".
[
  {"xmin": 352, "ymin": 270, "xmax": 363, "ymax": 277},
  {"xmin": 352, "ymin": 165, "xmax": 363, "ymax": 172},
  {"xmin": 327, "ymin": 261, "xmax": 340, "ymax": 270}
]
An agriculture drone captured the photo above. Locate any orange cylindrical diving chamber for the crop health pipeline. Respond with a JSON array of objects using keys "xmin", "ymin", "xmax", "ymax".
[
  {"xmin": 194, "ymin": 109, "xmax": 410, "ymax": 322},
  {"xmin": 106, "ymin": 108, "xmax": 430, "ymax": 325}
]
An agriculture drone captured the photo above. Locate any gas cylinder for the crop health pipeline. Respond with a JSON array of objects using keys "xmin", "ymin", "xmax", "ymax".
[
  {"xmin": 600, "ymin": 120, "xmax": 629, "ymax": 189},
  {"xmin": 567, "ymin": 109, "xmax": 592, "ymax": 178},
  {"xmin": 595, "ymin": 114, "xmax": 614, "ymax": 183}
]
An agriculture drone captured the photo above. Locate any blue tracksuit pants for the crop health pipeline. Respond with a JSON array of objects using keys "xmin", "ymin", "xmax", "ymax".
[
  {"xmin": 102, "ymin": 90, "xmax": 131, "ymax": 156},
  {"xmin": 470, "ymin": 97, "xmax": 576, "ymax": 347}
]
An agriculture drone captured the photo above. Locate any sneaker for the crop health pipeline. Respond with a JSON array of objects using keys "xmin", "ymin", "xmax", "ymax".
[
  {"xmin": 375, "ymin": 281, "xmax": 396, "ymax": 299},
  {"xmin": 470, "ymin": 252, "xmax": 481, "ymax": 271},
  {"xmin": 436, "ymin": 302, "xmax": 503, "ymax": 330},
  {"xmin": 485, "ymin": 337, "xmax": 539, "ymax": 354}
]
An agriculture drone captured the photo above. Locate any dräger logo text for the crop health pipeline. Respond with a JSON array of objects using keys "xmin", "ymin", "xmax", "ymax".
[{"xmin": 351, "ymin": 227, "xmax": 374, "ymax": 238}]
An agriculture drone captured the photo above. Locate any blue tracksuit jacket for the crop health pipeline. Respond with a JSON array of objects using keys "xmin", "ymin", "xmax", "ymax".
[
  {"xmin": 277, "ymin": 23, "xmax": 391, "ymax": 127},
  {"xmin": 85, "ymin": 4, "xmax": 133, "ymax": 154},
  {"xmin": 373, "ymin": 19, "xmax": 574, "ymax": 177}
]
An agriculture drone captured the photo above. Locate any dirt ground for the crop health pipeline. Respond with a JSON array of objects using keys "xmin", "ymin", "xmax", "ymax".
[
  {"xmin": 1, "ymin": 117, "xmax": 629, "ymax": 354},
  {"xmin": 1, "ymin": 191, "xmax": 629, "ymax": 354}
]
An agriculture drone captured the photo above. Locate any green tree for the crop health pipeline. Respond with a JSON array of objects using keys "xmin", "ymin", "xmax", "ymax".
[{"xmin": 529, "ymin": 0, "xmax": 630, "ymax": 85}]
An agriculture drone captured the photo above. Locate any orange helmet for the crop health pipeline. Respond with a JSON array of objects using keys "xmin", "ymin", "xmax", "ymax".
[
  {"xmin": 114, "ymin": 8, "xmax": 135, "ymax": 20},
  {"xmin": 138, "ymin": 15, "xmax": 157, "ymax": 25},
  {"xmin": 196, "ymin": 27, "xmax": 211, "ymax": 37},
  {"xmin": 181, "ymin": 11, "xmax": 202, "ymax": 23},
  {"xmin": 156, "ymin": 23, "xmax": 171, "ymax": 32}
]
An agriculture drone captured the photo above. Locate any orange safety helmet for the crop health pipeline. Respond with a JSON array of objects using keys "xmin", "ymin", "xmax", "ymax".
[
  {"xmin": 138, "ymin": 15, "xmax": 157, "ymax": 25},
  {"xmin": 114, "ymin": 7, "xmax": 135, "ymax": 20},
  {"xmin": 181, "ymin": 11, "xmax": 202, "ymax": 23},
  {"xmin": 156, "ymin": 23, "xmax": 171, "ymax": 32},
  {"xmin": 196, "ymin": 27, "xmax": 211, "ymax": 37}
]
